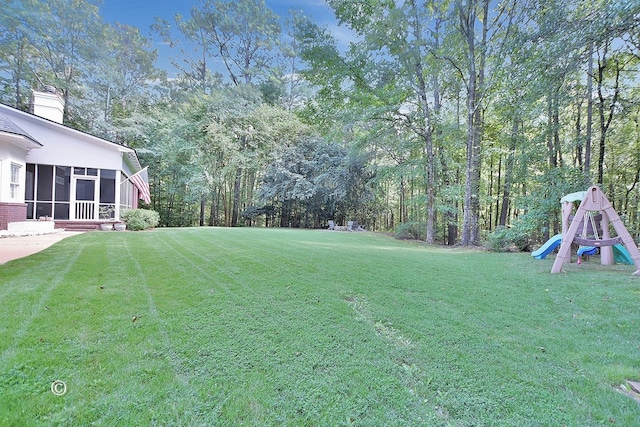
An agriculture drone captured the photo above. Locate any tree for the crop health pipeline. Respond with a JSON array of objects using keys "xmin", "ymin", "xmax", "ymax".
[
  {"xmin": 152, "ymin": 6, "xmax": 222, "ymax": 93},
  {"xmin": 299, "ymin": 0, "xmax": 451, "ymax": 242},
  {"xmin": 170, "ymin": 0, "xmax": 283, "ymax": 226},
  {"xmin": 84, "ymin": 23, "xmax": 161, "ymax": 137},
  {"xmin": 8, "ymin": 0, "xmax": 107, "ymax": 118},
  {"xmin": 0, "ymin": 6, "xmax": 34, "ymax": 109},
  {"xmin": 191, "ymin": 0, "xmax": 281, "ymax": 86},
  {"xmin": 259, "ymin": 136, "xmax": 372, "ymax": 228}
]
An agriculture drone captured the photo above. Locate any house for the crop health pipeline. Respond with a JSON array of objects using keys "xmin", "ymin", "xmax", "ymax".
[{"xmin": 0, "ymin": 87, "xmax": 150, "ymax": 231}]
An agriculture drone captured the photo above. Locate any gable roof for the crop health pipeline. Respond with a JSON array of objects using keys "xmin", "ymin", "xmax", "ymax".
[
  {"xmin": 0, "ymin": 102, "xmax": 143, "ymax": 174},
  {"xmin": 0, "ymin": 111, "xmax": 42, "ymax": 149}
]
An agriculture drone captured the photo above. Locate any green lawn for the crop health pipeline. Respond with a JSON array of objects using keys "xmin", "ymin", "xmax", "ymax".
[{"xmin": 1, "ymin": 228, "xmax": 639, "ymax": 426}]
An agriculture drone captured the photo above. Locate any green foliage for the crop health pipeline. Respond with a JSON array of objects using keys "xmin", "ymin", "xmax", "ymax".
[
  {"xmin": 183, "ymin": 0, "xmax": 281, "ymax": 85},
  {"xmin": 515, "ymin": 166, "xmax": 587, "ymax": 242},
  {"xmin": 486, "ymin": 225, "xmax": 531, "ymax": 252},
  {"xmin": 258, "ymin": 136, "xmax": 374, "ymax": 226},
  {"xmin": 240, "ymin": 205, "xmax": 272, "ymax": 226},
  {"xmin": 121, "ymin": 208, "xmax": 160, "ymax": 231},
  {"xmin": 395, "ymin": 222, "xmax": 425, "ymax": 241},
  {"xmin": 4, "ymin": 0, "xmax": 640, "ymax": 243}
]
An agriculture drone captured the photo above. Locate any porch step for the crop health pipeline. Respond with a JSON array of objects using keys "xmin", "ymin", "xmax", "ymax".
[
  {"xmin": 63, "ymin": 223, "xmax": 100, "ymax": 231},
  {"xmin": 54, "ymin": 221, "xmax": 104, "ymax": 232}
]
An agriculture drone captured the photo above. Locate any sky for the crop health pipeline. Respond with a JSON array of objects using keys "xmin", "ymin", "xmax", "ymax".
[
  {"xmin": 99, "ymin": 0, "xmax": 337, "ymax": 27},
  {"xmin": 98, "ymin": 0, "xmax": 349, "ymax": 77}
]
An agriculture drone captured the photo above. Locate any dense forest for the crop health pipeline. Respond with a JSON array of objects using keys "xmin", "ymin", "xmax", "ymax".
[{"xmin": 1, "ymin": 0, "xmax": 639, "ymax": 247}]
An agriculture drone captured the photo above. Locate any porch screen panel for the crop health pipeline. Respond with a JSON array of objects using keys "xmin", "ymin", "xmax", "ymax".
[
  {"xmin": 25, "ymin": 164, "xmax": 35, "ymax": 200},
  {"xmin": 120, "ymin": 172, "xmax": 133, "ymax": 211},
  {"xmin": 35, "ymin": 203, "xmax": 52, "ymax": 218},
  {"xmin": 55, "ymin": 167, "xmax": 70, "ymax": 201},
  {"xmin": 35, "ymin": 165, "xmax": 53, "ymax": 219},
  {"xmin": 75, "ymin": 179, "xmax": 95, "ymax": 200},
  {"xmin": 54, "ymin": 203, "xmax": 69, "ymax": 219},
  {"xmin": 54, "ymin": 166, "xmax": 70, "ymax": 220},
  {"xmin": 100, "ymin": 169, "xmax": 116, "ymax": 219},
  {"xmin": 100, "ymin": 170, "xmax": 116, "ymax": 203},
  {"xmin": 26, "ymin": 164, "xmax": 35, "ymax": 219},
  {"xmin": 36, "ymin": 165, "xmax": 53, "ymax": 201}
]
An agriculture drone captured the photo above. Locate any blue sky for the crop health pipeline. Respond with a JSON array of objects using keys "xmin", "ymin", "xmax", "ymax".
[
  {"xmin": 99, "ymin": 0, "xmax": 338, "ymax": 28},
  {"xmin": 99, "ymin": 0, "xmax": 348, "ymax": 77}
]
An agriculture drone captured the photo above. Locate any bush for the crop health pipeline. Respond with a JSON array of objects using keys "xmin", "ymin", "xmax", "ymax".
[
  {"xmin": 486, "ymin": 225, "xmax": 530, "ymax": 252},
  {"xmin": 395, "ymin": 222, "xmax": 425, "ymax": 241},
  {"xmin": 121, "ymin": 209, "xmax": 160, "ymax": 231}
]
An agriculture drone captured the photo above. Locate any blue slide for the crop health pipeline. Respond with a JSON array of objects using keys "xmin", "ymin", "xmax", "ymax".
[
  {"xmin": 532, "ymin": 234, "xmax": 563, "ymax": 259},
  {"xmin": 577, "ymin": 246, "xmax": 597, "ymax": 256},
  {"xmin": 613, "ymin": 244, "xmax": 633, "ymax": 265}
]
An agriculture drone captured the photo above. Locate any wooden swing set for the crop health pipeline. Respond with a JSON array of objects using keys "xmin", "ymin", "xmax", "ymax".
[{"xmin": 551, "ymin": 186, "xmax": 640, "ymax": 275}]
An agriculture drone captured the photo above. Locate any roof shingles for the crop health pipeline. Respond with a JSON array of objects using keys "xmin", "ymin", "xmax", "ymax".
[{"xmin": 0, "ymin": 112, "xmax": 41, "ymax": 146}]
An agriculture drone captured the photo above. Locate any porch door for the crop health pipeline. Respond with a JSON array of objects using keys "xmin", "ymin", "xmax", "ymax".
[{"xmin": 72, "ymin": 177, "xmax": 98, "ymax": 220}]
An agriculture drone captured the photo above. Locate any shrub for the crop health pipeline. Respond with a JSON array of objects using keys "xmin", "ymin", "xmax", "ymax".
[
  {"xmin": 121, "ymin": 209, "xmax": 160, "ymax": 231},
  {"xmin": 486, "ymin": 225, "xmax": 530, "ymax": 252},
  {"xmin": 395, "ymin": 222, "xmax": 425, "ymax": 241}
]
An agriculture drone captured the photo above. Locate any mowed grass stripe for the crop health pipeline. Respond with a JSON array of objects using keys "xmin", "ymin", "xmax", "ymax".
[
  {"xmin": 155, "ymin": 228, "xmax": 256, "ymax": 304},
  {"xmin": 1, "ymin": 228, "xmax": 639, "ymax": 425},
  {"xmin": 0, "ymin": 239, "xmax": 91, "ymax": 305},
  {"xmin": 0, "ymin": 237, "xmax": 92, "ymax": 364},
  {"xmin": 132, "ymin": 229, "xmax": 431, "ymax": 423},
  {"xmin": 114, "ymin": 235, "xmax": 209, "ymax": 423}
]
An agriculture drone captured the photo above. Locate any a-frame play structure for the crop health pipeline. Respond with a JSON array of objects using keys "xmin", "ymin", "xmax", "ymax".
[{"xmin": 551, "ymin": 186, "xmax": 640, "ymax": 275}]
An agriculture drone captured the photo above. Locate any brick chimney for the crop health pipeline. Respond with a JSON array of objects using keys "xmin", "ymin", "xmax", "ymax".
[{"xmin": 31, "ymin": 85, "xmax": 65, "ymax": 124}]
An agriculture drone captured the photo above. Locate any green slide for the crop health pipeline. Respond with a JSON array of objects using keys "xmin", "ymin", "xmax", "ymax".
[{"xmin": 613, "ymin": 244, "xmax": 633, "ymax": 265}]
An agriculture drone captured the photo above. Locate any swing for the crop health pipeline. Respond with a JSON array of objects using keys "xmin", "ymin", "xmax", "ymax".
[{"xmin": 572, "ymin": 210, "xmax": 622, "ymax": 248}]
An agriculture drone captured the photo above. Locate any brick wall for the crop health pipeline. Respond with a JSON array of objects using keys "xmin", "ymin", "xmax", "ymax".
[{"xmin": 0, "ymin": 203, "xmax": 27, "ymax": 230}]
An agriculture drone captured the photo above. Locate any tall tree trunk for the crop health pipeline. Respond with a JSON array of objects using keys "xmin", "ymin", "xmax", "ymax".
[
  {"xmin": 407, "ymin": 0, "xmax": 440, "ymax": 243},
  {"xmin": 575, "ymin": 91, "xmax": 583, "ymax": 169},
  {"xmin": 430, "ymin": 15, "xmax": 443, "ymax": 243},
  {"xmin": 199, "ymin": 195, "xmax": 206, "ymax": 226},
  {"xmin": 596, "ymin": 42, "xmax": 620, "ymax": 185},
  {"xmin": 208, "ymin": 189, "xmax": 217, "ymax": 226},
  {"xmin": 231, "ymin": 166, "xmax": 242, "ymax": 226},
  {"xmin": 584, "ymin": 42, "xmax": 594, "ymax": 185},
  {"xmin": 494, "ymin": 156, "xmax": 501, "ymax": 229},
  {"xmin": 460, "ymin": 1, "xmax": 477, "ymax": 246},
  {"xmin": 552, "ymin": 90, "xmax": 563, "ymax": 167},
  {"xmin": 231, "ymin": 135, "xmax": 247, "ymax": 227},
  {"xmin": 13, "ymin": 39, "xmax": 27, "ymax": 108},
  {"xmin": 546, "ymin": 90, "xmax": 558, "ymax": 168},
  {"xmin": 460, "ymin": 0, "xmax": 487, "ymax": 246},
  {"xmin": 499, "ymin": 119, "xmax": 518, "ymax": 227}
]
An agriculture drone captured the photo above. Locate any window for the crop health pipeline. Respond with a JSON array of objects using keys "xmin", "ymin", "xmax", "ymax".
[{"xmin": 10, "ymin": 163, "xmax": 21, "ymax": 199}]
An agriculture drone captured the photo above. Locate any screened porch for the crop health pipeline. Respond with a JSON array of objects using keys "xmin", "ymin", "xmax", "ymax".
[{"xmin": 25, "ymin": 163, "xmax": 139, "ymax": 222}]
